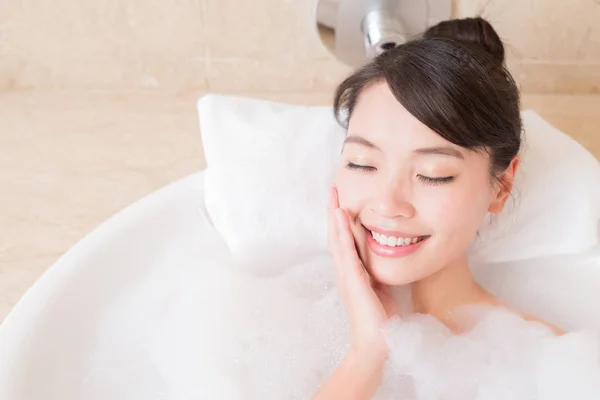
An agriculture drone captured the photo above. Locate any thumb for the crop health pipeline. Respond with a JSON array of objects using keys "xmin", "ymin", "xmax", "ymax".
[{"xmin": 335, "ymin": 208, "xmax": 371, "ymax": 289}]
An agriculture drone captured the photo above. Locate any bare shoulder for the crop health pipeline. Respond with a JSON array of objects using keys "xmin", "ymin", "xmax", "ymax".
[
  {"xmin": 491, "ymin": 297, "xmax": 566, "ymax": 335},
  {"xmin": 518, "ymin": 311, "xmax": 567, "ymax": 335},
  {"xmin": 480, "ymin": 294, "xmax": 566, "ymax": 336},
  {"xmin": 447, "ymin": 292, "xmax": 567, "ymax": 336}
]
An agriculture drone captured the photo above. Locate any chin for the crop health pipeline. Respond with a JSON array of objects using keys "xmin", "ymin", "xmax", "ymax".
[{"xmin": 365, "ymin": 257, "xmax": 425, "ymax": 286}]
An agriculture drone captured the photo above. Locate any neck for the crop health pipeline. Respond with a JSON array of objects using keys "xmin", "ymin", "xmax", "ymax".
[{"xmin": 410, "ymin": 254, "xmax": 492, "ymax": 329}]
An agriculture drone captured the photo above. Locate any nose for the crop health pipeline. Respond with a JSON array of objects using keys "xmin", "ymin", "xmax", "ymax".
[{"xmin": 370, "ymin": 182, "xmax": 415, "ymax": 219}]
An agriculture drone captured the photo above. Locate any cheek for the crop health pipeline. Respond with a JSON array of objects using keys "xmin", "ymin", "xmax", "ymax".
[
  {"xmin": 334, "ymin": 169, "xmax": 372, "ymax": 263},
  {"xmin": 420, "ymin": 178, "xmax": 494, "ymax": 236},
  {"xmin": 334, "ymin": 168, "xmax": 374, "ymax": 217}
]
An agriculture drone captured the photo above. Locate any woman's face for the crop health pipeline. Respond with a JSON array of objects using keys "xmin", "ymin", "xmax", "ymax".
[{"xmin": 335, "ymin": 82, "xmax": 515, "ymax": 285}]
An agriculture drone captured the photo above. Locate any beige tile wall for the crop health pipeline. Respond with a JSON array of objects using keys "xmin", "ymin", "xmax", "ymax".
[{"xmin": 0, "ymin": 0, "xmax": 598, "ymax": 93}]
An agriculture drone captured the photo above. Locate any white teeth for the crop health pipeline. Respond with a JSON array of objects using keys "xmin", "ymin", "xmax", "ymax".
[{"xmin": 371, "ymin": 231, "xmax": 424, "ymax": 247}]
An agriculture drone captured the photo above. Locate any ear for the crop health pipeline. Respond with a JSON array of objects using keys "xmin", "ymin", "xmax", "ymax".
[{"xmin": 488, "ymin": 156, "xmax": 519, "ymax": 214}]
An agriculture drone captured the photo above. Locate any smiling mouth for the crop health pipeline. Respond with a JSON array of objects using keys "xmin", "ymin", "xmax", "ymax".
[
  {"xmin": 364, "ymin": 227, "xmax": 431, "ymax": 258},
  {"xmin": 361, "ymin": 224, "xmax": 431, "ymax": 248},
  {"xmin": 369, "ymin": 231, "xmax": 429, "ymax": 247}
]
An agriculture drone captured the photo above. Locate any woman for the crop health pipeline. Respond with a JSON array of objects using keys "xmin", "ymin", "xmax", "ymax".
[{"xmin": 314, "ymin": 17, "xmax": 562, "ymax": 399}]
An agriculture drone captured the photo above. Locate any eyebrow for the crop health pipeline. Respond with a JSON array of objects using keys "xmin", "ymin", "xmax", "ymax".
[
  {"xmin": 344, "ymin": 136, "xmax": 464, "ymax": 160},
  {"xmin": 414, "ymin": 146, "xmax": 465, "ymax": 159},
  {"xmin": 343, "ymin": 136, "xmax": 380, "ymax": 150}
]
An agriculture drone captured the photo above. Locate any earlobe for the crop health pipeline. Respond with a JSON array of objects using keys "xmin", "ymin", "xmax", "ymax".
[
  {"xmin": 488, "ymin": 192, "xmax": 509, "ymax": 214},
  {"xmin": 488, "ymin": 156, "xmax": 519, "ymax": 214}
]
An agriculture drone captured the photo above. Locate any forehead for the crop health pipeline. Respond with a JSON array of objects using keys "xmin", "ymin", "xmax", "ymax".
[{"xmin": 348, "ymin": 82, "xmax": 451, "ymax": 149}]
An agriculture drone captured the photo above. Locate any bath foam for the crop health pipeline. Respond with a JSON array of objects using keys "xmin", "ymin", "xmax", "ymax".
[
  {"xmin": 75, "ymin": 253, "xmax": 600, "ymax": 399},
  {"xmin": 381, "ymin": 309, "xmax": 600, "ymax": 399},
  {"xmin": 182, "ymin": 255, "xmax": 600, "ymax": 399}
]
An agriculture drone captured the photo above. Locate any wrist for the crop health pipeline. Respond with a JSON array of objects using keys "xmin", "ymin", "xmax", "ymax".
[
  {"xmin": 313, "ymin": 346, "xmax": 386, "ymax": 400},
  {"xmin": 344, "ymin": 347, "xmax": 386, "ymax": 391},
  {"xmin": 349, "ymin": 341, "xmax": 388, "ymax": 370}
]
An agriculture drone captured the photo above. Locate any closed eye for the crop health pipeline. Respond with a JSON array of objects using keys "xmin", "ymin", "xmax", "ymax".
[
  {"xmin": 346, "ymin": 162, "xmax": 376, "ymax": 172},
  {"xmin": 418, "ymin": 175, "xmax": 455, "ymax": 186}
]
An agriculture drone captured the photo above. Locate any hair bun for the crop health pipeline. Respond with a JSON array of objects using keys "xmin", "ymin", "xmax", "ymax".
[{"xmin": 424, "ymin": 17, "xmax": 505, "ymax": 64}]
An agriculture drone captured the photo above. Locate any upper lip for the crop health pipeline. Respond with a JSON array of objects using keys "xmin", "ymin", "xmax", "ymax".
[{"xmin": 362, "ymin": 224, "xmax": 428, "ymax": 238}]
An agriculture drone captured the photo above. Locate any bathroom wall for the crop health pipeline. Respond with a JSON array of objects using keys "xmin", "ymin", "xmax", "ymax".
[
  {"xmin": 0, "ymin": 0, "xmax": 598, "ymax": 94},
  {"xmin": 1, "ymin": 0, "xmax": 599, "ymax": 323}
]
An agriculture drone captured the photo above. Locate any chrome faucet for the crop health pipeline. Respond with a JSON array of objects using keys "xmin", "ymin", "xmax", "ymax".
[{"xmin": 315, "ymin": 0, "xmax": 452, "ymax": 66}]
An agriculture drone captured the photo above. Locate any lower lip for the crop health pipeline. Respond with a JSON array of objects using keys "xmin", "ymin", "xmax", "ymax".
[{"xmin": 366, "ymin": 230, "xmax": 429, "ymax": 258}]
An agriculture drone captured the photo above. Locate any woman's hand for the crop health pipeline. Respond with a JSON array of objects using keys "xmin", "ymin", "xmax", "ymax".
[
  {"xmin": 328, "ymin": 186, "xmax": 397, "ymax": 366},
  {"xmin": 313, "ymin": 187, "xmax": 398, "ymax": 399}
]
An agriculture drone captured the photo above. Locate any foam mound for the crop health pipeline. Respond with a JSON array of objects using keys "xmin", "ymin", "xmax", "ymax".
[{"xmin": 75, "ymin": 254, "xmax": 600, "ymax": 399}]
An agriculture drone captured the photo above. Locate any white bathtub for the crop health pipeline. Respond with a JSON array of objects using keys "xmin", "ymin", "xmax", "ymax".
[{"xmin": 1, "ymin": 170, "xmax": 599, "ymax": 399}]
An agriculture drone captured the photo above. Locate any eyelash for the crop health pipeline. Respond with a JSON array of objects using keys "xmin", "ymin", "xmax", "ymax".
[
  {"xmin": 418, "ymin": 175, "xmax": 455, "ymax": 186},
  {"xmin": 346, "ymin": 162, "xmax": 376, "ymax": 172},
  {"xmin": 346, "ymin": 163, "xmax": 455, "ymax": 185}
]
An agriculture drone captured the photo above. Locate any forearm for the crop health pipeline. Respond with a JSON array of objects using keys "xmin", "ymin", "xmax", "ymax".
[{"xmin": 313, "ymin": 349, "xmax": 384, "ymax": 400}]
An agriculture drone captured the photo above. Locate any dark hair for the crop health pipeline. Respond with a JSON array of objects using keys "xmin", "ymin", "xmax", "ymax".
[{"xmin": 333, "ymin": 17, "xmax": 522, "ymax": 180}]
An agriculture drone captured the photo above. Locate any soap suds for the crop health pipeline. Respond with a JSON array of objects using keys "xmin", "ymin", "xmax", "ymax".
[{"xmin": 78, "ymin": 254, "xmax": 600, "ymax": 399}]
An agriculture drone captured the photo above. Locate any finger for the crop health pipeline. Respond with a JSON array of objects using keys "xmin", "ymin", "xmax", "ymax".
[
  {"xmin": 328, "ymin": 210, "xmax": 341, "ymax": 265},
  {"xmin": 327, "ymin": 188, "xmax": 338, "ymax": 240},
  {"xmin": 328, "ymin": 185, "xmax": 335, "ymax": 212},
  {"xmin": 330, "ymin": 185, "xmax": 340, "ymax": 210},
  {"xmin": 335, "ymin": 208, "xmax": 355, "ymax": 253},
  {"xmin": 327, "ymin": 187, "xmax": 342, "ymax": 267},
  {"xmin": 328, "ymin": 186, "xmax": 339, "ymax": 230},
  {"xmin": 335, "ymin": 209, "xmax": 369, "ymax": 286}
]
